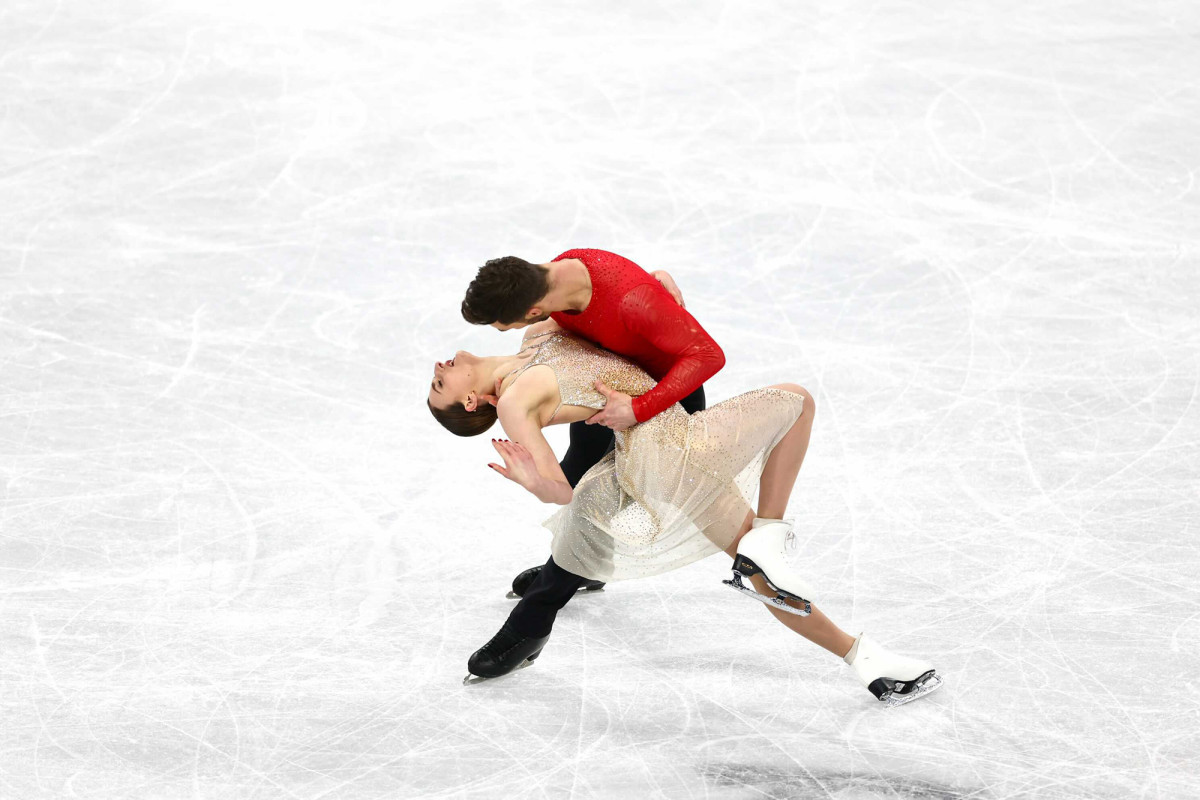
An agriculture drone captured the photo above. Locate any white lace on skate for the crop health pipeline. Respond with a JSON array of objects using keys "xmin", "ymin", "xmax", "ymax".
[{"xmin": 783, "ymin": 526, "xmax": 798, "ymax": 555}]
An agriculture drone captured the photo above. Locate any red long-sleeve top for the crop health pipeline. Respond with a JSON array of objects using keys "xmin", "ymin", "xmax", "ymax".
[{"xmin": 549, "ymin": 248, "xmax": 726, "ymax": 423}]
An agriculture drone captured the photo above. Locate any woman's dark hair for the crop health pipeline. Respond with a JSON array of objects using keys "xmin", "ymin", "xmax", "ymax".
[
  {"xmin": 461, "ymin": 256, "xmax": 550, "ymax": 325},
  {"xmin": 427, "ymin": 398, "xmax": 498, "ymax": 437}
]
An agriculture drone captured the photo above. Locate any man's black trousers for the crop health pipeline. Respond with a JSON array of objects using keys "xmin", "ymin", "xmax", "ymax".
[{"xmin": 507, "ymin": 386, "xmax": 707, "ymax": 637}]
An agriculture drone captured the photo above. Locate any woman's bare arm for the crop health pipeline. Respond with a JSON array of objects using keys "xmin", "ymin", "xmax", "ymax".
[{"xmin": 489, "ymin": 374, "xmax": 572, "ymax": 504}]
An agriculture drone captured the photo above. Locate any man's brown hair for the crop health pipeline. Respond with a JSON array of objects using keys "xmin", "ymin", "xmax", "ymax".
[{"xmin": 461, "ymin": 257, "xmax": 550, "ymax": 325}]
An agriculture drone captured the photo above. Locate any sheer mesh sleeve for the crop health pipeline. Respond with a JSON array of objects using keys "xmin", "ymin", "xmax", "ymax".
[{"xmin": 619, "ymin": 284, "xmax": 726, "ymax": 422}]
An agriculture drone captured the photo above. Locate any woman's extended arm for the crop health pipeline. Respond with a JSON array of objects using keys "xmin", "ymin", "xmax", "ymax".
[{"xmin": 489, "ymin": 391, "xmax": 572, "ymax": 505}]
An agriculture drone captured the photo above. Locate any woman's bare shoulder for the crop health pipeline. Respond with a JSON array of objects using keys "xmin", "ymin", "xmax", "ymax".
[
  {"xmin": 522, "ymin": 318, "xmax": 562, "ymax": 341},
  {"xmin": 497, "ymin": 364, "xmax": 559, "ymax": 425}
]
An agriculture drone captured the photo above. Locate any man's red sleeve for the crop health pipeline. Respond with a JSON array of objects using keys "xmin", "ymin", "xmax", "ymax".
[{"xmin": 619, "ymin": 284, "xmax": 726, "ymax": 422}]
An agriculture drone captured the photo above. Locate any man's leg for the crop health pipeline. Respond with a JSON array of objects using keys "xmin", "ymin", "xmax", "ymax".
[
  {"xmin": 509, "ymin": 388, "xmax": 706, "ymax": 598},
  {"xmin": 679, "ymin": 385, "xmax": 706, "ymax": 415},
  {"xmin": 508, "ymin": 387, "xmax": 707, "ymax": 626},
  {"xmin": 468, "ymin": 420, "xmax": 614, "ymax": 680},
  {"xmin": 506, "ymin": 419, "xmax": 614, "ymax": 634},
  {"xmin": 558, "ymin": 419, "xmax": 617, "ymax": 485},
  {"xmin": 469, "ymin": 387, "xmax": 709, "ymax": 679}
]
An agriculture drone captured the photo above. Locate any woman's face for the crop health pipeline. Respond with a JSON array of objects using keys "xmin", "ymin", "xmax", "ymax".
[{"xmin": 428, "ymin": 351, "xmax": 476, "ymax": 410}]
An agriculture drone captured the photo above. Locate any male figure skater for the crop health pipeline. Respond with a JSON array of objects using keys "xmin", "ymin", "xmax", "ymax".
[{"xmin": 459, "ymin": 248, "xmax": 726, "ymax": 680}]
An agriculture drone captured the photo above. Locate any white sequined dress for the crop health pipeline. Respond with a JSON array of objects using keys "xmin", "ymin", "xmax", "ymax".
[{"xmin": 507, "ymin": 329, "xmax": 807, "ymax": 582}]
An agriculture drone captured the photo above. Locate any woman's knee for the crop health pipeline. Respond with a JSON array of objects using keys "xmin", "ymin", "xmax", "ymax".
[{"xmin": 771, "ymin": 383, "xmax": 815, "ymax": 414}]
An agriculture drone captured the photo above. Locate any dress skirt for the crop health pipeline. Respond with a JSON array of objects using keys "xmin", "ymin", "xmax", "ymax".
[{"xmin": 543, "ymin": 388, "xmax": 806, "ymax": 582}]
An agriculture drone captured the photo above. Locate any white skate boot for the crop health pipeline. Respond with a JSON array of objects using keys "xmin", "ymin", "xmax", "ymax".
[
  {"xmin": 723, "ymin": 518, "xmax": 817, "ymax": 616},
  {"xmin": 845, "ymin": 634, "xmax": 943, "ymax": 707}
]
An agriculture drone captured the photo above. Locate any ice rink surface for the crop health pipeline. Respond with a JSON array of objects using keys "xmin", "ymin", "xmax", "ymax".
[{"xmin": 2, "ymin": 0, "xmax": 1199, "ymax": 797}]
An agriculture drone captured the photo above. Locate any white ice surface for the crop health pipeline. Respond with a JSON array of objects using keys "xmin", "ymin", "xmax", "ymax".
[{"xmin": 2, "ymin": 0, "xmax": 1199, "ymax": 797}]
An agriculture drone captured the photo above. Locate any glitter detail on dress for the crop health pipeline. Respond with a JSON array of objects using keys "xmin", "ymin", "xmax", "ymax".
[
  {"xmin": 508, "ymin": 329, "xmax": 806, "ymax": 582},
  {"xmin": 503, "ymin": 329, "xmax": 652, "ymax": 422}
]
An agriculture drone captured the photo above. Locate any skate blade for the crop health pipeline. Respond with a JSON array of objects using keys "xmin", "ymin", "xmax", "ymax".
[
  {"xmin": 728, "ymin": 558, "xmax": 815, "ymax": 611},
  {"xmin": 506, "ymin": 585, "xmax": 605, "ymax": 600},
  {"xmin": 462, "ymin": 656, "xmax": 538, "ymax": 686},
  {"xmin": 723, "ymin": 573, "xmax": 811, "ymax": 617},
  {"xmin": 882, "ymin": 673, "xmax": 943, "ymax": 708}
]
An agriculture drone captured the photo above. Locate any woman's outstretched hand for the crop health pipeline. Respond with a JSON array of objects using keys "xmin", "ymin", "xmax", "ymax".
[{"xmin": 488, "ymin": 439, "xmax": 540, "ymax": 491}]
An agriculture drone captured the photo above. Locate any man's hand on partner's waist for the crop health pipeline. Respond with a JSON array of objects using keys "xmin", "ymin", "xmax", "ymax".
[{"xmin": 586, "ymin": 382, "xmax": 638, "ymax": 431}]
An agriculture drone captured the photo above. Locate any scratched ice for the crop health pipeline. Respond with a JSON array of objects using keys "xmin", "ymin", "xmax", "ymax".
[{"xmin": 2, "ymin": 0, "xmax": 1198, "ymax": 797}]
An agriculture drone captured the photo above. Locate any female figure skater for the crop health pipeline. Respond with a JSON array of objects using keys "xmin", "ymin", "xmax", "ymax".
[{"xmin": 427, "ymin": 321, "xmax": 942, "ymax": 706}]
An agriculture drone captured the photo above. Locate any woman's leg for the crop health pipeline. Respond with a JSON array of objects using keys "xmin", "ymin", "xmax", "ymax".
[
  {"xmin": 755, "ymin": 581, "xmax": 855, "ymax": 657},
  {"xmin": 726, "ymin": 387, "xmax": 853, "ymax": 657},
  {"xmin": 755, "ymin": 384, "xmax": 815, "ymax": 520},
  {"xmin": 725, "ymin": 511, "xmax": 854, "ymax": 658}
]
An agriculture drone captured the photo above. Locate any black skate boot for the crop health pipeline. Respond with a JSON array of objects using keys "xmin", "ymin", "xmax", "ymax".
[
  {"xmin": 463, "ymin": 621, "xmax": 551, "ymax": 685},
  {"xmin": 507, "ymin": 564, "xmax": 606, "ymax": 599}
]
